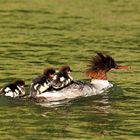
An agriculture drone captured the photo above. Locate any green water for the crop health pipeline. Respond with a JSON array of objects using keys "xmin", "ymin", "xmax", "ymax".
[{"xmin": 0, "ymin": 0, "xmax": 140, "ymax": 139}]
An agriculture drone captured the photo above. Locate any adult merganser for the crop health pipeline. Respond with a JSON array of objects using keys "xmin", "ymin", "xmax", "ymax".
[
  {"xmin": 32, "ymin": 53, "xmax": 128, "ymax": 102},
  {"xmin": 0, "ymin": 79, "xmax": 25, "ymax": 97},
  {"xmin": 52, "ymin": 65, "xmax": 73, "ymax": 90},
  {"xmin": 30, "ymin": 67, "xmax": 56, "ymax": 97}
]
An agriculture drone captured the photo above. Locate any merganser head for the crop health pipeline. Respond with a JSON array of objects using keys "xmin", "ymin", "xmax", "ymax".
[
  {"xmin": 85, "ymin": 52, "xmax": 128, "ymax": 80},
  {"xmin": 14, "ymin": 79, "xmax": 25, "ymax": 86},
  {"xmin": 59, "ymin": 65, "xmax": 72, "ymax": 74},
  {"xmin": 43, "ymin": 68, "xmax": 55, "ymax": 78}
]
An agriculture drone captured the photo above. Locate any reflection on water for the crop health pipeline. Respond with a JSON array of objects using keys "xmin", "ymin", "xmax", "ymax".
[
  {"xmin": 0, "ymin": 84, "xmax": 139, "ymax": 139},
  {"xmin": 0, "ymin": 87, "xmax": 121, "ymax": 139},
  {"xmin": 0, "ymin": 91, "xmax": 112, "ymax": 139}
]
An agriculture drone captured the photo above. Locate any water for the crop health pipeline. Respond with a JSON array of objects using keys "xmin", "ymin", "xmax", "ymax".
[{"xmin": 0, "ymin": 0, "xmax": 140, "ymax": 139}]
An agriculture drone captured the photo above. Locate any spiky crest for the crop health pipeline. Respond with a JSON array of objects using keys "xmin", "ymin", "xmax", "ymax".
[
  {"xmin": 85, "ymin": 53, "xmax": 117, "ymax": 80},
  {"xmin": 88, "ymin": 52, "xmax": 116, "ymax": 72}
]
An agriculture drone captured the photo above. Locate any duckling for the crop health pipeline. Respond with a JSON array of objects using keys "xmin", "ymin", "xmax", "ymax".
[
  {"xmin": 0, "ymin": 79, "xmax": 25, "ymax": 98},
  {"xmin": 52, "ymin": 65, "xmax": 73, "ymax": 90},
  {"xmin": 30, "ymin": 67, "xmax": 55, "ymax": 97}
]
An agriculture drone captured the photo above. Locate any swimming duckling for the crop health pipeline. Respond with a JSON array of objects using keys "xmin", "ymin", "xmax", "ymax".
[
  {"xmin": 30, "ymin": 67, "xmax": 55, "ymax": 97},
  {"xmin": 0, "ymin": 79, "xmax": 25, "ymax": 98},
  {"xmin": 52, "ymin": 65, "xmax": 73, "ymax": 90}
]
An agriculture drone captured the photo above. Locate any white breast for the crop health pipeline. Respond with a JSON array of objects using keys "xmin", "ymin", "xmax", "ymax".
[{"xmin": 91, "ymin": 79, "xmax": 113, "ymax": 93}]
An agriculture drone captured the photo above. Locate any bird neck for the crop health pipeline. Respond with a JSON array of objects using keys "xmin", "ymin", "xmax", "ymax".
[{"xmin": 86, "ymin": 69, "xmax": 107, "ymax": 80}]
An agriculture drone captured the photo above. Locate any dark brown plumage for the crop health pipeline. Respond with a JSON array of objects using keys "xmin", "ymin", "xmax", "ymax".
[
  {"xmin": 43, "ymin": 68, "xmax": 55, "ymax": 77},
  {"xmin": 87, "ymin": 52, "xmax": 116, "ymax": 72},
  {"xmin": 85, "ymin": 53, "xmax": 117, "ymax": 80},
  {"xmin": 14, "ymin": 79, "xmax": 25, "ymax": 86},
  {"xmin": 59, "ymin": 65, "xmax": 72, "ymax": 72}
]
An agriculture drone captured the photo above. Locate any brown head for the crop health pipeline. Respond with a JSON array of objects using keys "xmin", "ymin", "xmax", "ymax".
[
  {"xmin": 85, "ymin": 52, "xmax": 128, "ymax": 80},
  {"xmin": 59, "ymin": 65, "xmax": 72, "ymax": 73},
  {"xmin": 14, "ymin": 79, "xmax": 25, "ymax": 86},
  {"xmin": 43, "ymin": 67, "xmax": 55, "ymax": 78}
]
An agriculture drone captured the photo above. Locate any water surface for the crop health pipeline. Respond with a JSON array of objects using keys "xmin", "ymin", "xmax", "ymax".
[{"xmin": 0, "ymin": 0, "xmax": 140, "ymax": 139}]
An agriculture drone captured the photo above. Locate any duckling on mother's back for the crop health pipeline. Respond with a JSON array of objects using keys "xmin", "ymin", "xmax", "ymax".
[
  {"xmin": 30, "ymin": 67, "xmax": 56, "ymax": 97},
  {"xmin": 52, "ymin": 65, "xmax": 73, "ymax": 90}
]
